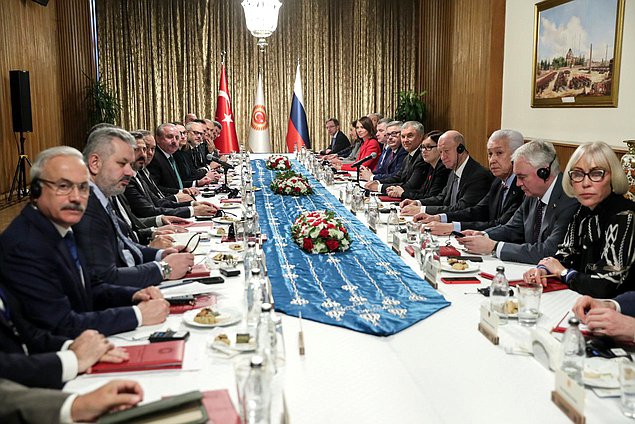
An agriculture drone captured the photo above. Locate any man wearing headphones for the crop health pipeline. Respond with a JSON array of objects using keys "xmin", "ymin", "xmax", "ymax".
[
  {"xmin": 401, "ymin": 130, "xmax": 493, "ymax": 214},
  {"xmin": 458, "ymin": 140, "xmax": 579, "ymax": 264},
  {"xmin": 0, "ymin": 146, "xmax": 170, "ymax": 338}
]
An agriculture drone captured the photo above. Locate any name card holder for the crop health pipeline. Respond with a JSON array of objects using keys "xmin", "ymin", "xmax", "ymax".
[
  {"xmin": 478, "ymin": 305, "xmax": 499, "ymax": 345},
  {"xmin": 551, "ymin": 370, "xmax": 586, "ymax": 424},
  {"xmin": 391, "ymin": 233, "xmax": 401, "ymax": 256},
  {"xmin": 423, "ymin": 259, "xmax": 439, "ymax": 290},
  {"xmin": 368, "ymin": 221, "xmax": 377, "ymax": 234}
]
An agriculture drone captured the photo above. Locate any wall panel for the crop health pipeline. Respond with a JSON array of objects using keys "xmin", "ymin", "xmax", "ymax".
[
  {"xmin": 0, "ymin": 0, "xmax": 95, "ymax": 201},
  {"xmin": 0, "ymin": 0, "xmax": 64, "ymax": 199}
]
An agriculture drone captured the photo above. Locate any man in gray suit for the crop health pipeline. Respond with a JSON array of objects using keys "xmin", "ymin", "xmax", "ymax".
[
  {"xmin": 0, "ymin": 378, "xmax": 142, "ymax": 424},
  {"xmin": 459, "ymin": 140, "xmax": 579, "ymax": 264}
]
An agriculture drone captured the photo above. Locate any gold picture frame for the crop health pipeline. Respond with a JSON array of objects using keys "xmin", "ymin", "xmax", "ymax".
[{"xmin": 531, "ymin": 0, "xmax": 625, "ymax": 108}]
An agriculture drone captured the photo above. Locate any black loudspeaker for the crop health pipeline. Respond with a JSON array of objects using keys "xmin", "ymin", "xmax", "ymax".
[
  {"xmin": 456, "ymin": 143, "xmax": 465, "ymax": 154},
  {"xmin": 537, "ymin": 156, "xmax": 556, "ymax": 182},
  {"xmin": 30, "ymin": 178, "xmax": 42, "ymax": 199},
  {"xmin": 32, "ymin": 0, "xmax": 50, "ymax": 5},
  {"xmin": 10, "ymin": 70, "xmax": 33, "ymax": 133}
]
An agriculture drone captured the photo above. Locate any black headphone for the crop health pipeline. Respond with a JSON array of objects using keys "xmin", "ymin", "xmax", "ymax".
[
  {"xmin": 456, "ymin": 143, "xmax": 466, "ymax": 154},
  {"xmin": 30, "ymin": 177, "xmax": 42, "ymax": 199},
  {"xmin": 537, "ymin": 155, "xmax": 556, "ymax": 182}
]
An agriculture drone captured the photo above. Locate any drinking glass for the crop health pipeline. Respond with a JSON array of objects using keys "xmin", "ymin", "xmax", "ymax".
[
  {"xmin": 517, "ymin": 283, "xmax": 542, "ymax": 326},
  {"xmin": 620, "ymin": 361, "xmax": 635, "ymax": 418}
]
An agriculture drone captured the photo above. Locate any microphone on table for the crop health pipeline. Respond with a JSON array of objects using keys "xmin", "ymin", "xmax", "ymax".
[
  {"xmin": 350, "ymin": 152, "xmax": 377, "ymax": 168},
  {"xmin": 206, "ymin": 154, "xmax": 234, "ymax": 170}
]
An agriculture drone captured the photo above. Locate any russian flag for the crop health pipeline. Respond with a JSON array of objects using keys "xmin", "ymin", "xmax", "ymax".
[{"xmin": 285, "ymin": 63, "xmax": 311, "ymax": 152}]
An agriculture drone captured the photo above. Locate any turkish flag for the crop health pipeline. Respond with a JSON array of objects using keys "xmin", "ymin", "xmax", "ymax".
[{"xmin": 214, "ymin": 63, "xmax": 240, "ymax": 153}]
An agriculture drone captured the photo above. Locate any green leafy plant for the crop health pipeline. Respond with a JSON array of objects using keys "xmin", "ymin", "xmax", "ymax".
[
  {"xmin": 394, "ymin": 90, "xmax": 427, "ymax": 124},
  {"xmin": 84, "ymin": 73, "xmax": 121, "ymax": 127}
]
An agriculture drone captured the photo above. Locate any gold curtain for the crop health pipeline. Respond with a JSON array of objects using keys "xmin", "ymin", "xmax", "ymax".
[{"xmin": 95, "ymin": 0, "xmax": 419, "ymax": 153}]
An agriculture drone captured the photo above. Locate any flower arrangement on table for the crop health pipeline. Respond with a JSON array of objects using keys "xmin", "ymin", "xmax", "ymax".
[
  {"xmin": 270, "ymin": 170, "xmax": 313, "ymax": 196},
  {"xmin": 265, "ymin": 155, "xmax": 292, "ymax": 171},
  {"xmin": 291, "ymin": 210, "xmax": 352, "ymax": 254}
]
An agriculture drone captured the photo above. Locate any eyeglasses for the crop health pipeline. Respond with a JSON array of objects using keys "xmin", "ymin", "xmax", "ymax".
[
  {"xmin": 39, "ymin": 178, "xmax": 90, "ymax": 196},
  {"xmin": 421, "ymin": 144, "xmax": 437, "ymax": 151},
  {"xmin": 568, "ymin": 169, "xmax": 606, "ymax": 183},
  {"xmin": 387, "ymin": 131, "xmax": 401, "ymax": 138}
]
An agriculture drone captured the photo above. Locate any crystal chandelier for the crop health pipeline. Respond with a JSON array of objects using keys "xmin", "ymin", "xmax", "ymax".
[{"xmin": 241, "ymin": 0, "xmax": 282, "ymax": 51}]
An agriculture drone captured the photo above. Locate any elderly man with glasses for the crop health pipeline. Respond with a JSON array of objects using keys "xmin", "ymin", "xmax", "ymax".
[{"xmin": 0, "ymin": 146, "xmax": 170, "ymax": 338}]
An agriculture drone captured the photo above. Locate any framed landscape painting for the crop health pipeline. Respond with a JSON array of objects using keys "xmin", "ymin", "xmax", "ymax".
[{"xmin": 531, "ymin": 0, "xmax": 625, "ymax": 107}]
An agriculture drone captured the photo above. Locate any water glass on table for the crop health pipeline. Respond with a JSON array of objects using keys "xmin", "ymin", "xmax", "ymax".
[
  {"xmin": 620, "ymin": 361, "xmax": 635, "ymax": 418},
  {"xmin": 406, "ymin": 221, "xmax": 421, "ymax": 244},
  {"xmin": 517, "ymin": 283, "xmax": 542, "ymax": 326}
]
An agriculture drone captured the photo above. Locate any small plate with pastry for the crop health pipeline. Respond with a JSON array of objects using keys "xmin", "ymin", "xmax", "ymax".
[
  {"xmin": 183, "ymin": 307, "xmax": 241, "ymax": 328},
  {"xmin": 210, "ymin": 330, "xmax": 257, "ymax": 352},
  {"xmin": 440, "ymin": 258, "xmax": 480, "ymax": 273}
]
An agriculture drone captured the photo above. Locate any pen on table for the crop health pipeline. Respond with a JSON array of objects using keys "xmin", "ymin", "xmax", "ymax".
[
  {"xmin": 529, "ymin": 273, "xmax": 558, "ymax": 280},
  {"xmin": 190, "ymin": 194, "xmax": 197, "ymax": 202},
  {"xmin": 298, "ymin": 311, "xmax": 305, "ymax": 356}
]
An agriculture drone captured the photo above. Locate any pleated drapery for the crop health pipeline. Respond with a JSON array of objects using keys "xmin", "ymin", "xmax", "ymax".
[{"xmin": 95, "ymin": 0, "xmax": 419, "ymax": 153}]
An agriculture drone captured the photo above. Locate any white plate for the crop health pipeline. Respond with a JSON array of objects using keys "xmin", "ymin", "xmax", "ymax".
[
  {"xmin": 211, "ymin": 330, "xmax": 256, "ymax": 352},
  {"xmin": 583, "ymin": 357, "xmax": 621, "ymax": 389},
  {"xmin": 209, "ymin": 252, "xmax": 244, "ymax": 263},
  {"xmin": 182, "ymin": 308, "xmax": 242, "ymax": 328},
  {"xmin": 213, "ymin": 217, "xmax": 238, "ymax": 225},
  {"xmin": 209, "ymin": 243, "xmax": 245, "ymax": 253},
  {"xmin": 440, "ymin": 260, "xmax": 480, "ymax": 273},
  {"xmin": 210, "ymin": 228, "xmax": 228, "ymax": 237},
  {"xmin": 220, "ymin": 203, "xmax": 241, "ymax": 210}
]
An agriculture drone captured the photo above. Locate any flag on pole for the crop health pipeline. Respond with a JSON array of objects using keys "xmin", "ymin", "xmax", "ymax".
[
  {"xmin": 214, "ymin": 62, "xmax": 240, "ymax": 153},
  {"xmin": 285, "ymin": 63, "xmax": 310, "ymax": 152},
  {"xmin": 248, "ymin": 72, "xmax": 271, "ymax": 153}
]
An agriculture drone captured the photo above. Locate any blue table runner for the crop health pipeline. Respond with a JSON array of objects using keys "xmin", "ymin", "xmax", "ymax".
[{"xmin": 252, "ymin": 159, "xmax": 450, "ymax": 336}]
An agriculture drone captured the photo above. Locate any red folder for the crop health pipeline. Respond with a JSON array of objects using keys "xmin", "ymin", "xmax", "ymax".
[
  {"xmin": 202, "ymin": 390, "xmax": 241, "ymax": 424},
  {"xmin": 183, "ymin": 264, "xmax": 210, "ymax": 278},
  {"xmin": 221, "ymin": 198, "xmax": 242, "ymax": 204},
  {"xmin": 88, "ymin": 340, "xmax": 185, "ymax": 374},
  {"xmin": 479, "ymin": 272, "xmax": 569, "ymax": 293},
  {"xmin": 175, "ymin": 222, "xmax": 214, "ymax": 228},
  {"xmin": 169, "ymin": 294, "xmax": 217, "ymax": 315},
  {"xmin": 378, "ymin": 195, "xmax": 401, "ymax": 203}
]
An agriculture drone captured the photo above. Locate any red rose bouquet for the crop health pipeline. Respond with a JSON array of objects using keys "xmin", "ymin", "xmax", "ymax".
[
  {"xmin": 291, "ymin": 210, "xmax": 352, "ymax": 254},
  {"xmin": 270, "ymin": 170, "xmax": 313, "ymax": 196},
  {"xmin": 265, "ymin": 155, "xmax": 292, "ymax": 171}
]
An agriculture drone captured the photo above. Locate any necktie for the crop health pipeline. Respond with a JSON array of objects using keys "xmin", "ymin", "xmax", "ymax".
[
  {"xmin": 497, "ymin": 183, "xmax": 509, "ymax": 216},
  {"xmin": 106, "ymin": 200, "xmax": 143, "ymax": 267},
  {"xmin": 532, "ymin": 199, "xmax": 545, "ymax": 243},
  {"xmin": 168, "ymin": 155, "xmax": 184, "ymax": 189},
  {"xmin": 142, "ymin": 169, "xmax": 165, "ymax": 199},
  {"xmin": 0, "ymin": 286, "xmax": 10, "ymax": 320},
  {"xmin": 450, "ymin": 173, "xmax": 460, "ymax": 205},
  {"xmin": 63, "ymin": 232, "xmax": 82, "ymax": 273}
]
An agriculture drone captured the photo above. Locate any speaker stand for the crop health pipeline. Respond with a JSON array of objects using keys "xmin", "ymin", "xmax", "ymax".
[{"xmin": 8, "ymin": 132, "xmax": 31, "ymax": 201}]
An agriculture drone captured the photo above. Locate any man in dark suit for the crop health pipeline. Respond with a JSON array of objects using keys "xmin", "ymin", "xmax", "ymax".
[
  {"xmin": 0, "ymin": 146, "xmax": 170, "ymax": 337},
  {"xmin": 0, "ymin": 280, "xmax": 123, "ymax": 389},
  {"xmin": 360, "ymin": 121, "xmax": 407, "ymax": 182},
  {"xmin": 0, "ymin": 378, "xmax": 142, "ymax": 423},
  {"xmin": 365, "ymin": 121, "xmax": 429, "ymax": 195},
  {"xmin": 320, "ymin": 118, "xmax": 351, "ymax": 157},
  {"xmin": 146, "ymin": 123, "xmax": 213, "ymax": 195},
  {"xmin": 414, "ymin": 129, "xmax": 525, "ymax": 233},
  {"xmin": 74, "ymin": 127, "xmax": 194, "ymax": 289},
  {"xmin": 404, "ymin": 130, "xmax": 493, "ymax": 215},
  {"xmin": 459, "ymin": 140, "xmax": 579, "ymax": 264},
  {"xmin": 124, "ymin": 133, "xmax": 217, "ymax": 219}
]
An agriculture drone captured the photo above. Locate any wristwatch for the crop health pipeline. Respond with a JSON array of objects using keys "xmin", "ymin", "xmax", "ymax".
[
  {"xmin": 560, "ymin": 268, "xmax": 569, "ymax": 281},
  {"xmin": 160, "ymin": 260, "xmax": 172, "ymax": 279}
]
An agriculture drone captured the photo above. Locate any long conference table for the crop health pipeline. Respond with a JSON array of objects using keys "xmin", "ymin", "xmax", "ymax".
[{"xmin": 65, "ymin": 154, "xmax": 630, "ymax": 423}]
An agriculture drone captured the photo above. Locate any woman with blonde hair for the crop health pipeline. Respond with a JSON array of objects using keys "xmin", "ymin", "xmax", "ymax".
[{"xmin": 524, "ymin": 141, "xmax": 634, "ymax": 298}]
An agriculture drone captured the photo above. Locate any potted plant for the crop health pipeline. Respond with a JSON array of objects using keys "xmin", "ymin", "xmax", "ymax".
[
  {"xmin": 84, "ymin": 73, "xmax": 121, "ymax": 127},
  {"xmin": 394, "ymin": 90, "xmax": 427, "ymax": 124}
]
